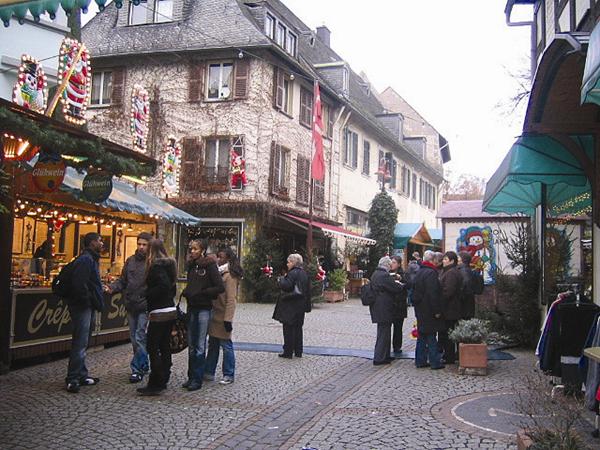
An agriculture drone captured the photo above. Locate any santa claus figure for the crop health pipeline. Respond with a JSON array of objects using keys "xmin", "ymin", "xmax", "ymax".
[{"xmin": 230, "ymin": 149, "xmax": 247, "ymax": 189}]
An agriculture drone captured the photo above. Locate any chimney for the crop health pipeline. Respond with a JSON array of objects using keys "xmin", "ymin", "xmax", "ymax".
[{"xmin": 316, "ymin": 25, "xmax": 331, "ymax": 47}]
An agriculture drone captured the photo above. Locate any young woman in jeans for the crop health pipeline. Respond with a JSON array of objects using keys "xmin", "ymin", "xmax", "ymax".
[
  {"xmin": 182, "ymin": 239, "xmax": 224, "ymax": 392},
  {"xmin": 137, "ymin": 239, "xmax": 177, "ymax": 396},
  {"xmin": 205, "ymin": 248, "xmax": 244, "ymax": 385}
]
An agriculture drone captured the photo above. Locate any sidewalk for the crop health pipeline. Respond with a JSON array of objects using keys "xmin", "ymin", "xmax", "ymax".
[{"xmin": 0, "ymin": 299, "xmax": 590, "ymax": 449}]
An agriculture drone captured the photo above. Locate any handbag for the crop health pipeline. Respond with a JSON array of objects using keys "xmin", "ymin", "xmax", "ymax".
[{"xmin": 169, "ymin": 294, "xmax": 188, "ymax": 354}]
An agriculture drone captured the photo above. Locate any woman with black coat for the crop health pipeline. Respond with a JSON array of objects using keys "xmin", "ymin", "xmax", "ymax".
[
  {"xmin": 438, "ymin": 251, "xmax": 463, "ymax": 364},
  {"xmin": 369, "ymin": 256, "xmax": 405, "ymax": 365},
  {"xmin": 137, "ymin": 239, "xmax": 177, "ymax": 396},
  {"xmin": 390, "ymin": 256, "xmax": 408, "ymax": 354},
  {"xmin": 273, "ymin": 253, "xmax": 310, "ymax": 359}
]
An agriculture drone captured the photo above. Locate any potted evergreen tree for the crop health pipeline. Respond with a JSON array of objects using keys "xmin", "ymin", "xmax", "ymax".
[
  {"xmin": 323, "ymin": 268, "xmax": 348, "ymax": 303},
  {"xmin": 449, "ymin": 319, "xmax": 490, "ymax": 376}
]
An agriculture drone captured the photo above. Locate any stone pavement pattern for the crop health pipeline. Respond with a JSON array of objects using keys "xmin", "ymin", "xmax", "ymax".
[{"xmin": 0, "ymin": 300, "xmax": 557, "ymax": 449}]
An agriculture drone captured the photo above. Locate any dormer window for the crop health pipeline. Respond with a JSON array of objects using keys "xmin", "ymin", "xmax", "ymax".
[
  {"xmin": 129, "ymin": 0, "xmax": 173, "ymax": 26},
  {"xmin": 342, "ymin": 66, "xmax": 349, "ymax": 94},
  {"xmin": 264, "ymin": 11, "xmax": 297, "ymax": 57}
]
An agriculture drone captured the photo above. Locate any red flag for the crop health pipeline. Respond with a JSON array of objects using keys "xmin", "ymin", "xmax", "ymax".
[{"xmin": 311, "ymin": 80, "xmax": 325, "ymax": 181}]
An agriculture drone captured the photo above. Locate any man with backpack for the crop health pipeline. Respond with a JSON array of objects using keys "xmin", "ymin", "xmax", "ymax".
[
  {"xmin": 105, "ymin": 232, "xmax": 153, "ymax": 383},
  {"xmin": 63, "ymin": 232, "xmax": 105, "ymax": 393},
  {"xmin": 457, "ymin": 251, "xmax": 484, "ymax": 319}
]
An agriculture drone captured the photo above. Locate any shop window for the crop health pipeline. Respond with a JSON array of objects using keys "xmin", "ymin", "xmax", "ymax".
[
  {"xmin": 300, "ymin": 86, "xmax": 313, "ymax": 127},
  {"xmin": 207, "ymin": 62, "xmax": 233, "ymax": 100},
  {"xmin": 91, "ymin": 71, "xmax": 112, "ymax": 106},
  {"xmin": 270, "ymin": 142, "xmax": 290, "ymax": 198}
]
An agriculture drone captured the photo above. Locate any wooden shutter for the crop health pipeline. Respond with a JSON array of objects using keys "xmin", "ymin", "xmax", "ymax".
[
  {"xmin": 296, "ymin": 157, "xmax": 309, "ymax": 205},
  {"xmin": 270, "ymin": 141, "xmax": 280, "ymax": 194},
  {"xmin": 189, "ymin": 62, "xmax": 206, "ymax": 102},
  {"xmin": 313, "ymin": 179, "xmax": 325, "ymax": 209},
  {"xmin": 111, "ymin": 67, "xmax": 125, "ymax": 106},
  {"xmin": 233, "ymin": 59, "xmax": 249, "ymax": 100},
  {"xmin": 181, "ymin": 137, "xmax": 202, "ymax": 193},
  {"xmin": 352, "ymin": 132, "xmax": 358, "ymax": 168},
  {"xmin": 273, "ymin": 67, "xmax": 284, "ymax": 109}
]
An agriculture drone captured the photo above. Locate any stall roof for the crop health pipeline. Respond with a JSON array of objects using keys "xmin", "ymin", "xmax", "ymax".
[
  {"xmin": 394, "ymin": 223, "xmax": 436, "ymax": 249},
  {"xmin": 59, "ymin": 166, "xmax": 200, "ymax": 226},
  {"xmin": 281, "ymin": 213, "xmax": 376, "ymax": 245}
]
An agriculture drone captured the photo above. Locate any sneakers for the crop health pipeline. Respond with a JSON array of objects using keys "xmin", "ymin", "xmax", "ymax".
[
  {"xmin": 219, "ymin": 376, "xmax": 234, "ymax": 385},
  {"xmin": 129, "ymin": 373, "xmax": 143, "ymax": 383},
  {"xmin": 80, "ymin": 377, "xmax": 100, "ymax": 386},
  {"xmin": 66, "ymin": 382, "xmax": 80, "ymax": 393}
]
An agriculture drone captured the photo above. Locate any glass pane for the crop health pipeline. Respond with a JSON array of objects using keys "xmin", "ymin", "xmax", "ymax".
[
  {"xmin": 286, "ymin": 33, "xmax": 296, "ymax": 55},
  {"xmin": 155, "ymin": 0, "xmax": 173, "ymax": 23},
  {"xmin": 220, "ymin": 63, "xmax": 233, "ymax": 99},
  {"xmin": 276, "ymin": 23, "xmax": 286, "ymax": 47},
  {"xmin": 218, "ymin": 139, "xmax": 230, "ymax": 167},
  {"xmin": 129, "ymin": 1, "xmax": 148, "ymax": 25},
  {"xmin": 206, "ymin": 140, "xmax": 217, "ymax": 168},
  {"xmin": 265, "ymin": 14, "xmax": 275, "ymax": 38},
  {"xmin": 208, "ymin": 64, "xmax": 221, "ymax": 99},
  {"xmin": 102, "ymin": 72, "xmax": 112, "ymax": 105},
  {"xmin": 91, "ymin": 72, "xmax": 102, "ymax": 105}
]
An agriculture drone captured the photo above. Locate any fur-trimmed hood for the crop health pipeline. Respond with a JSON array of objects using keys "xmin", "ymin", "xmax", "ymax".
[{"xmin": 187, "ymin": 256, "xmax": 216, "ymax": 270}]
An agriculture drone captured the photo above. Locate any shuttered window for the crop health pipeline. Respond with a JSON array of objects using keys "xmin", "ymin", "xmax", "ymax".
[
  {"xmin": 313, "ymin": 179, "xmax": 325, "ymax": 209},
  {"xmin": 181, "ymin": 137, "xmax": 203, "ymax": 193},
  {"xmin": 322, "ymin": 103, "xmax": 334, "ymax": 139},
  {"xmin": 273, "ymin": 67, "xmax": 292, "ymax": 114},
  {"xmin": 296, "ymin": 156, "xmax": 310, "ymax": 205},
  {"xmin": 204, "ymin": 138, "xmax": 230, "ymax": 186},
  {"xmin": 300, "ymin": 86, "xmax": 313, "ymax": 127},
  {"xmin": 270, "ymin": 142, "xmax": 290, "ymax": 198},
  {"xmin": 362, "ymin": 140, "xmax": 370, "ymax": 175},
  {"xmin": 189, "ymin": 62, "xmax": 205, "ymax": 102},
  {"xmin": 344, "ymin": 129, "xmax": 358, "ymax": 168},
  {"xmin": 233, "ymin": 59, "xmax": 249, "ymax": 99}
]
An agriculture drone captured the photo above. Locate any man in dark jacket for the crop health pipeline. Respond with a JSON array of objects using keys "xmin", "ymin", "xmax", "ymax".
[
  {"xmin": 438, "ymin": 251, "xmax": 463, "ymax": 364},
  {"xmin": 182, "ymin": 239, "xmax": 224, "ymax": 392},
  {"xmin": 458, "ymin": 251, "xmax": 476, "ymax": 319},
  {"xmin": 106, "ymin": 232, "xmax": 153, "ymax": 383},
  {"xmin": 65, "ymin": 232, "xmax": 104, "ymax": 393},
  {"xmin": 412, "ymin": 250, "xmax": 445, "ymax": 370},
  {"xmin": 406, "ymin": 252, "xmax": 421, "ymax": 306},
  {"xmin": 369, "ymin": 256, "xmax": 405, "ymax": 365},
  {"xmin": 273, "ymin": 253, "xmax": 310, "ymax": 358}
]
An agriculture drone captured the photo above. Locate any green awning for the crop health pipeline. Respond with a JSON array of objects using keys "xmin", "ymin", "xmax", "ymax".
[
  {"xmin": 0, "ymin": 0, "xmax": 115, "ymax": 27},
  {"xmin": 483, "ymin": 135, "xmax": 592, "ymax": 216},
  {"xmin": 582, "ymin": 22, "xmax": 600, "ymax": 105}
]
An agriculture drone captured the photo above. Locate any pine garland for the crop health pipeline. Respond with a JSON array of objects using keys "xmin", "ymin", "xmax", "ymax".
[
  {"xmin": 0, "ymin": 106, "xmax": 155, "ymax": 177},
  {"xmin": 367, "ymin": 191, "xmax": 399, "ymax": 275}
]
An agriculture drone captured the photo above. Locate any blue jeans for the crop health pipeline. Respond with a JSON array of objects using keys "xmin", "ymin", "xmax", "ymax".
[
  {"xmin": 128, "ymin": 311, "xmax": 149, "ymax": 375},
  {"xmin": 187, "ymin": 308, "xmax": 211, "ymax": 383},
  {"xmin": 205, "ymin": 336, "xmax": 235, "ymax": 379},
  {"xmin": 66, "ymin": 305, "xmax": 95, "ymax": 384},
  {"xmin": 415, "ymin": 332, "xmax": 443, "ymax": 369}
]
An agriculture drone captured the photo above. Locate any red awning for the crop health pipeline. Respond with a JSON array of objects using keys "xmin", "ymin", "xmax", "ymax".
[{"xmin": 281, "ymin": 213, "xmax": 376, "ymax": 245}]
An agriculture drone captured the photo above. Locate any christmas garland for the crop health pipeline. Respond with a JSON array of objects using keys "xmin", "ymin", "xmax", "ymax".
[{"xmin": 0, "ymin": 106, "xmax": 155, "ymax": 177}]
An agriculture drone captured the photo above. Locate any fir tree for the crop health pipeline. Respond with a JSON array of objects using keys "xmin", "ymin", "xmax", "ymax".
[
  {"xmin": 367, "ymin": 191, "xmax": 398, "ymax": 275},
  {"xmin": 242, "ymin": 235, "xmax": 284, "ymax": 303}
]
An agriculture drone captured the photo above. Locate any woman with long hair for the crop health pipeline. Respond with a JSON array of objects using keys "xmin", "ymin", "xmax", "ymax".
[
  {"xmin": 181, "ymin": 239, "xmax": 224, "ymax": 392},
  {"xmin": 205, "ymin": 248, "xmax": 244, "ymax": 385},
  {"xmin": 438, "ymin": 251, "xmax": 462, "ymax": 365},
  {"xmin": 137, "ymin": 239, "xmax": 177, "ymax": 396}
]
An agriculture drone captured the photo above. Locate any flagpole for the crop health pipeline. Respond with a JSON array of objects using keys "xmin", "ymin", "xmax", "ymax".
[
  {"xmin": 307, "ymin": 174, "xmax": 314, "ymax": 261},
  {"xmin": 308, "ymin": 79, "xmax": 324, "ymax": 262}
]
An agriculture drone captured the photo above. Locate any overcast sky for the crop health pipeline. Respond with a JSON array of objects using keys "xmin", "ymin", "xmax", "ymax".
[{"xmin": 83, "ymin": 0, "xmax": 532, "ymax": 182}]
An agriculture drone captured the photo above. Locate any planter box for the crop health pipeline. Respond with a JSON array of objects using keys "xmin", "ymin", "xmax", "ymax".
[
  {"xmin": 323, "ymin": 290, "xmax": 345, "ymax": 303},
  {"xmin": 458, "ymin": 343, "xmax": 487, "ymax": 376}
]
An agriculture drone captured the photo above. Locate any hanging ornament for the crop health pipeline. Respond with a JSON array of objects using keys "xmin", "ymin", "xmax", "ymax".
[
  {"xmin": 58, "ymin": 38, "xmax": 91, "ymax": 125},
  {"xmin": 162, "ymin": 136, "xmax": 181, "ymax": 196},
  {"xmin": 13, "ymin": 55, "xmax": 47, "ymax": 113},
  {"xmin": 230, "ymin": 148, "xmax": 247, "ymax": 189},
  {"xmin": 315, "ymin": 265, "xmax": 326, "ymax": 282},
  {"xmin": 410, "ymin": 321, "xmax": 419, "ymax": 340},
  {"xmin": 130, "ymin": 84, "xmax": 150, "ymax": 153},
  {"xmin": 261, "ymin": 260, "xmax": 273, "ymax": 278}
]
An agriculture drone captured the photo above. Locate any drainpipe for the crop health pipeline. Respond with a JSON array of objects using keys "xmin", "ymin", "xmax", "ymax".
[{"xmin": 505, "ymin": 0, "xmax": 536, "ymax": 81}]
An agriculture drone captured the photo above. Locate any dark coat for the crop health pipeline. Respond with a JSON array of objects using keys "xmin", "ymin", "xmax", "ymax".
[
  {"xmin": 182, "ymin": 256, "xmax": 225, "ymax": 309},
  {"xmin": 368, "ymin": 268, "xmax": 405, "ymax": 324},
  {"xmin": 412, "ymin": 263, "xmax": 444, "ymax": 333},
  {"xmin": 457, "ymin": 264, "xmax": 476, "ymax": 319},
  {"xmin": 439, "ymin": 264, "xmax": 463, "ymax": 321},
  {"xmin": 69, "ymin": 249, "xmax": 104, "ymax": 312},
  {"xmin": 406, "ymin": 260, "xmax": 421, "ymax": 288},
  {"xmin": 146, "ymin": 257, "xmax": 177, "ymax": 312},
  {"xmin": 109, "ymin": 251, "xmax": 147, "ymax": 313},
  {"xmin": 273, "ymin": 266, "xmax": 310, "ymax": 325},
  {"xmin": 393, "ymin": 269, "xmax": 409, "ymax": 320}
]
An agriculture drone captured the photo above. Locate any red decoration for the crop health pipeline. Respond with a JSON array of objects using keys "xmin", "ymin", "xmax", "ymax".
[
  {"xmin": 311, "ymin": 80, "xmax": 325, "ymax": 181},
  {"xmin": 315, "ymin": 265, "xmax": 326, "ymax": 282},
  {"xmin": 230, "ymin": 149, "xmax": 247, "ymax": 188},
  {"xmin": 52, "ymin": 219, "xmax": 65, "ymax": 232},
  {"xmin": 410, "ymin": 322, "xmax": 419, "ymax": 339},
  {"xmin": 261, "ymin": 263, "xmax": 273, "ymax": 278}
]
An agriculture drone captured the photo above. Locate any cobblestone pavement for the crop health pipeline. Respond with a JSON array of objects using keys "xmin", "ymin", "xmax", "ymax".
[{"xmin": 0, "ymin": 299, "xmax": 590, "ymax": 449}]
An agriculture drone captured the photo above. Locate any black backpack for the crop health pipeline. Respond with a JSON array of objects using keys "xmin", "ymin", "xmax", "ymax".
[
  {"xmin": 471, "ymin": 270, "xmax": 484, "ymax": 295},
  {"xmin": 360, "ymin": 282, "xmax": 376, "ymax": 306},
  {"xmin": 51, "ymin": 258, "xmax": 77, "ymax": 298}
]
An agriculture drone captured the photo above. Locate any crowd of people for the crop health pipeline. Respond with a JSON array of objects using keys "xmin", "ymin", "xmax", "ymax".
[
  {"xmin": 60, "ymin": 232, "xmax": 479, "ymax": 395},
  {"xmin": 367, "ymin": 250, "xmax": 479, "ymax": 369}
]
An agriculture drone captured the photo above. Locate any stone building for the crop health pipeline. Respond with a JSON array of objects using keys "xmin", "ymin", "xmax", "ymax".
[{"xmin": 82, "ymin": 0, "xmax": 447, "ymax": 269}]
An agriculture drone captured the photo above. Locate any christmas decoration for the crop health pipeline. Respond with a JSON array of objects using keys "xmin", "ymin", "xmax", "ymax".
[
  {"xmin": 13, "ymin": 55, "xmax": 47, "ymax": 113},
  {"xmin": 57, "ymin": 38, "xmax": 91, "ymax": 125},
  {"xmin": 230, "ymin": 148, "xmax": 247, "ymax": 189},
  {"xmin": 261, "ymin": 262, "xmax": 273, "ymax": 278},
  {"xmin": 1, "ymin": 133, "xmax": 38, "ymax": 161},
  {"xmin": 130, "ymin": 84, "xmax": 150, "ymax": 153},
  {"xmin": 31, "ymin": 153, "xmax": 66, "ymax": 193},
  {"xmin": 367, "ymin": 190, "xmax": 398, "ymax": 275},
  {"xmin": 162, "ymin": 136, "xmax": 181, "ymax": 196},
  {"xmin": 315, "ymin": 264, "xmax": 326, "ymax": 282}
]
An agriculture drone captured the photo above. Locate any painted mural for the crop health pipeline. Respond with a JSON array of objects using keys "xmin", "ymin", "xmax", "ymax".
[{"xmin": 456, "ymin": 225, "xmax": 496, "ymax": 285}]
